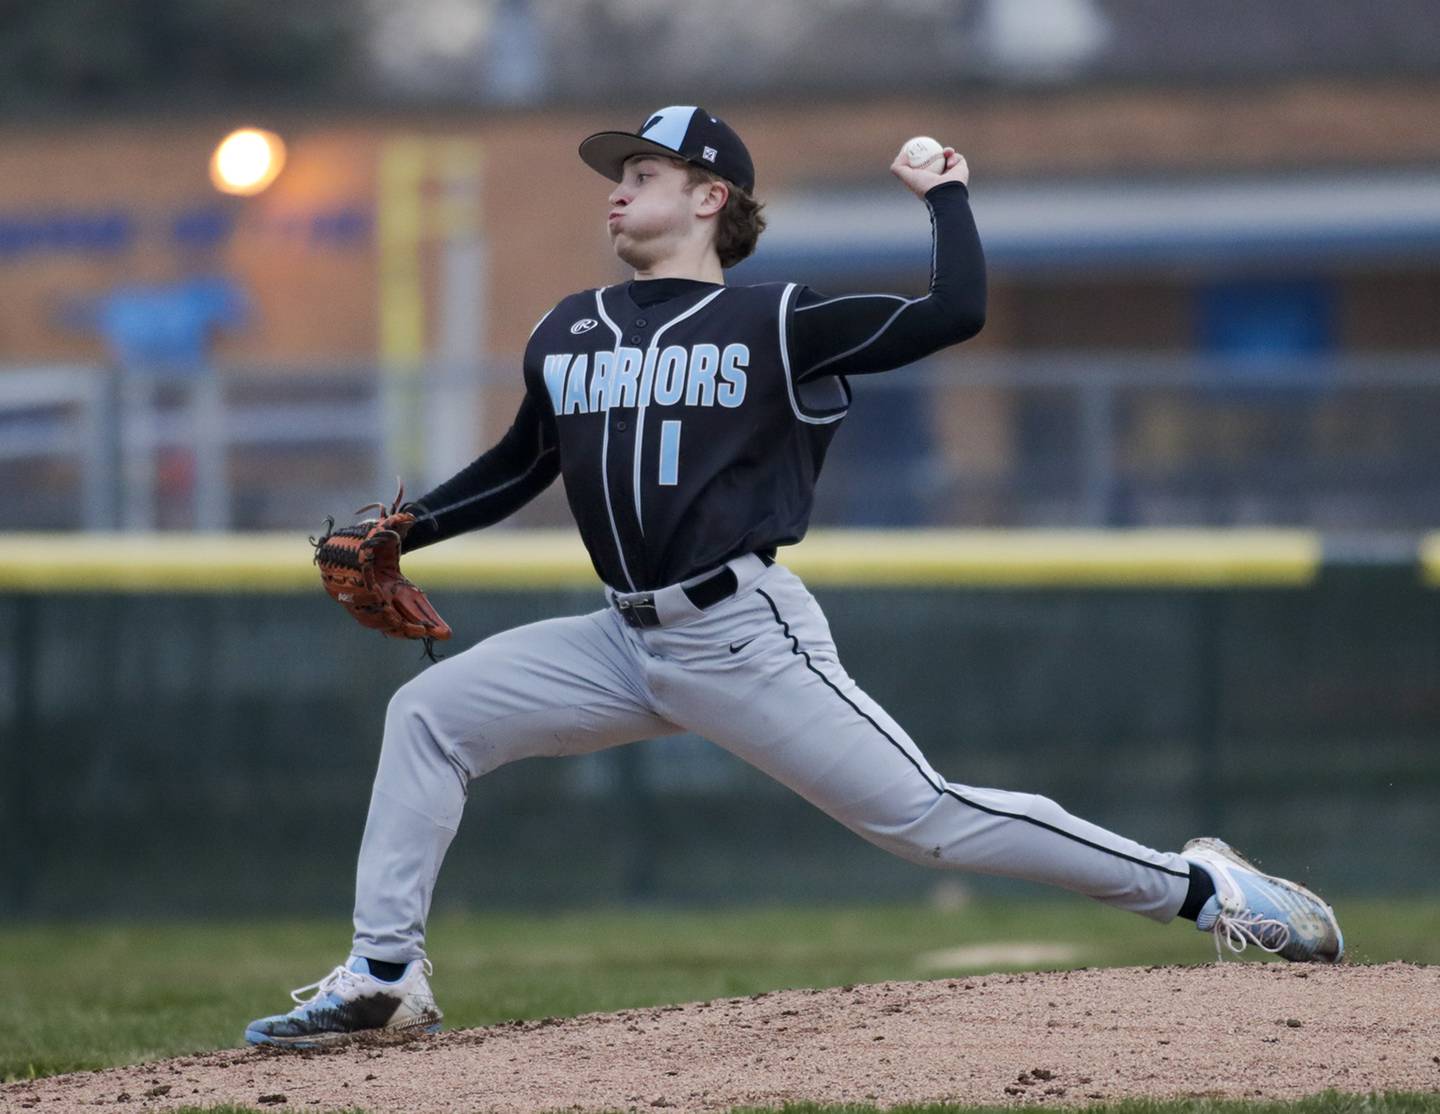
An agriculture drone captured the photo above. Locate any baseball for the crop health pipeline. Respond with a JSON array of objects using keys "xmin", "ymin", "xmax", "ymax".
[{"xmin": 901, "ymin": 135, "xmax": 945, "ymax": 171}]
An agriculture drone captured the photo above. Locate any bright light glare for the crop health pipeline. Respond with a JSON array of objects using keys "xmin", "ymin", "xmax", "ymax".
[{"xmin": 210, "ymin": 128, "xmax": 286, "ymax": 196}]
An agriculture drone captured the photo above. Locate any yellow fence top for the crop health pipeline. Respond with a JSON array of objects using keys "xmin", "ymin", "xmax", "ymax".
[
  {"xmin": 0, "ymin": 529, "xmax": 1324, "ymax": 592},
  {"xmin": 1420, "ymin": 533, "xmax": 1440, "ymax": 588}
]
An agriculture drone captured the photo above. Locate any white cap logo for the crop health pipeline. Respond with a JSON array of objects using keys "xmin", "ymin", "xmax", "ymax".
[{"xmin": 702, "ymin": 146, "xmax": 718, "ymax": 163}]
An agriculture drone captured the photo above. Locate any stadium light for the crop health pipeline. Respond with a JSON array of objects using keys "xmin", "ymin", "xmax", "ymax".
[{"xmin": 210, "ymin": 128, "xmax": 286, "ymax": 196}]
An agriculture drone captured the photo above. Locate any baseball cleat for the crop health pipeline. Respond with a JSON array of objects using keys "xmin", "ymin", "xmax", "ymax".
[
  {"xmin": 243, "ymin": 956, "xmax": 442, "ymax": 1049},
  {"xmin": 1182, "ymin": 837, "xmax": 1343, "ymax": 963}
]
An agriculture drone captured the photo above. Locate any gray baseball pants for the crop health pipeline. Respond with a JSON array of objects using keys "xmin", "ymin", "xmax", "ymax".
[{"xmin": 352, "ymin": 555, "xmax": 1192, "ymax": 961}]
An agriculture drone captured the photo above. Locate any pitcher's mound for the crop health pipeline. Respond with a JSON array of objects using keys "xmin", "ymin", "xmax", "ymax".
[{"xmin": 6, "ymin": 962, "xmax": 1437, "ymax": 1113}]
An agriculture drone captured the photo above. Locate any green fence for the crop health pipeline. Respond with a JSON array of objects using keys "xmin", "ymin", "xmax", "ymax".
[{"xmin": 1, "ymin": 533, "xmax": 1436, "ymax": 918}]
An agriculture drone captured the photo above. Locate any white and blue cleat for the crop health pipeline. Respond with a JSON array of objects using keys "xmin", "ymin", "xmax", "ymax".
[
  {"xmin": 1183, "ymin": 837, "xmax": 1344, "ymax": 963},
  {"xmin": 244, "ymin": 956, "xmax": 443, "ymax": 1049}
]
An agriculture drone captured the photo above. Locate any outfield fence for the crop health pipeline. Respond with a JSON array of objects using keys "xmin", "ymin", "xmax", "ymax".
[{"xmin": 1, "ymin": 530, "xmax": 1436, "ymax": 919}]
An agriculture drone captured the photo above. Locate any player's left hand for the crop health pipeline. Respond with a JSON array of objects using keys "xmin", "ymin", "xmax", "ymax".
[{"xmin": 890, "ymin": 146, "xmax": 970, "ymax": 199}]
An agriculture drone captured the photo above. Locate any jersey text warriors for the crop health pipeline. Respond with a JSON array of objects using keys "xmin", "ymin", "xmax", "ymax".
[{"xmin": 527, "ymin": 282, "xmax": 848, "ymax": 591}]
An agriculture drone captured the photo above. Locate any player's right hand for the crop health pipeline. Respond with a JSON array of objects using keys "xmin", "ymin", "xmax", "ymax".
[{"xmin": 891, "ymin": 147, "xmax": 970, "ymax": 199}]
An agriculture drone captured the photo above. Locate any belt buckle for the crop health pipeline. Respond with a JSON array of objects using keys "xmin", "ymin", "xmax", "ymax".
[{"xmin": 615, "ymin": 592, "xmax": 659, "ymax": 628}]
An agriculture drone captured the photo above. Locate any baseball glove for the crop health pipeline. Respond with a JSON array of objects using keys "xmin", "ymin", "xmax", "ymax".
[{"xmin": 312, "ymin": 484, "xmax": 452, "ymax": 658}]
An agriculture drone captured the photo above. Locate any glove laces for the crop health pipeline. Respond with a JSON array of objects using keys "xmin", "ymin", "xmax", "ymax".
[{"xmin": 1208, "ymin": 910, "xmax": 1291, "ymax": 961}]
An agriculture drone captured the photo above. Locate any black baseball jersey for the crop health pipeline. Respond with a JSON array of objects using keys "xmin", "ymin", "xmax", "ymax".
[{"xmin": 404, "ymin": 181, "xmax": 986, "ymax": 591}]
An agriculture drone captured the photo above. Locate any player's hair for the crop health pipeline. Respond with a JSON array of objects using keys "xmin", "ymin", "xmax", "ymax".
[{"xmin": 681, "ymin": 162, "xmax": 766, "ymax": 269}]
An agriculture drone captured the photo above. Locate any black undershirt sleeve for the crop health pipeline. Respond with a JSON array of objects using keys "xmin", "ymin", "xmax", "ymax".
[
  {"xmin": 400, "ymin": 387, "xmax": 561, "ymax": 552},
  {"xmin": 788, "ymin": 180, "xmax": 986, "ymax": 382}
]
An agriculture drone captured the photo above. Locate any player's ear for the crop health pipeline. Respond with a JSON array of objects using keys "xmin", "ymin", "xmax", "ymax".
[{"xmin": 695, "ymin": 178, "xmax": 729, "ymax": 218}]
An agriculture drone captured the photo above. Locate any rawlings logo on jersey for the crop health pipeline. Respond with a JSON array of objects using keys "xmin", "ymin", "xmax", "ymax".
[
  {"xmin": 542, "ymin": 344, "xmax": 749, "ymax": 416},
  {"xmin": 570, "ymin": 318, "xmax": 598, "ymax": 335}
]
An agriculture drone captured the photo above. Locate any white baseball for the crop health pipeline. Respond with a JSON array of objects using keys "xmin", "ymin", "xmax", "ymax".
[{"xmin": 901, "ymin": 135, "xmax": 945, "ymax": 171}]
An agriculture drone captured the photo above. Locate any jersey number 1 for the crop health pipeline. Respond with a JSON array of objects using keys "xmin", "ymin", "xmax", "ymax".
[{"xmin": 658, "ymin": 420, "xmax": 681, "ymax": 486}]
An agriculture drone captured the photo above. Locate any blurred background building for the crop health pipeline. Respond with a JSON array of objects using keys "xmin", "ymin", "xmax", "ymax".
[
  {"xmin": 2, "ymin": 1, "xmax": 1437, "ymax": 917},
  {"xmin": 3, "ymin": 0, "xmax": 1438, "ymax": 532}
]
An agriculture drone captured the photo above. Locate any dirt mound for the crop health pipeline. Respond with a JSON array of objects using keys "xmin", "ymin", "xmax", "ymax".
[{"xmin": 7, "ymin": 962, "xmax": 1438, "ymax": 1113}]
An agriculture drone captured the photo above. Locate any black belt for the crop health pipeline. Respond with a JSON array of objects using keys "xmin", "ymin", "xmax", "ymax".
[
  {"xmin": 685, "ymin": 566, "xmax": 740, "ymax": 609},
  {"xmin": 613, "ymin": 566, "xmax": 740, "ymax": 629}
]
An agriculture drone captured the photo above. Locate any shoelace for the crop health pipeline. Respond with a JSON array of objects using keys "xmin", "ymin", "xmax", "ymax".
[
  {"xmin": 1209, "ymin": 911, "xmax": 1291, "ymax": 961},
  {"xmin": 289, "ymin": 958, "xmax": 434, "ymax": 1006},
  {"xmin": 291, "ymin": 964, "xmax": 368, "ymax": 1006}
]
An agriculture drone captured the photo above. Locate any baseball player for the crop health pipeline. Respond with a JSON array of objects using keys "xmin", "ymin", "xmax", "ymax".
[{"xmin": 247, "ymin": 106, "xmax": 1344, "ymax": 1048}]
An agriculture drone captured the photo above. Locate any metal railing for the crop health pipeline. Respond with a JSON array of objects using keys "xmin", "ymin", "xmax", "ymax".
[{"xmin": 4, "ymin": 352, "xmax": 1438, "ymax": 532}]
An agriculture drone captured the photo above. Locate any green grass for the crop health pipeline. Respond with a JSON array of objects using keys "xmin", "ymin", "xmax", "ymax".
[{"xmin": 1, "ymin": 897, "xmax": 1435, "ymax": 1086}]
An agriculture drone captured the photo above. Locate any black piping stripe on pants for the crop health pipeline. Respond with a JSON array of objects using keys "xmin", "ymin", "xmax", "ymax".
[{"xmin": 754, "ymin": 588, "xmax": 1190, "ymax": 881}]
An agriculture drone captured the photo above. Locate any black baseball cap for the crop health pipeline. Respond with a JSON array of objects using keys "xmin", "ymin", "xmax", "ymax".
[{"xmin": 579, "ymin": 105, "xmax": 755, "ymax": 194}]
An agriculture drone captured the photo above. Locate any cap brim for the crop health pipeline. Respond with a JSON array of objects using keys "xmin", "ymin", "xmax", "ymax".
[{"xmin": 578, "ymin": 131, "xmax": 693, "ymax": 182}]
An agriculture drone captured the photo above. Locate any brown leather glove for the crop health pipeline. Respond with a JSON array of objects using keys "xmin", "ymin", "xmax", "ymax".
[{"xmin": 312, "ymin": 485, "xmax": 452, "ymax": 657}]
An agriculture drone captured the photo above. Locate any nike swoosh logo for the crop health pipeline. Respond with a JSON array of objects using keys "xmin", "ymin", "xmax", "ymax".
[{"xmin": 729, "ymin": 637, "xmax": 757, "ymax": 654}]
